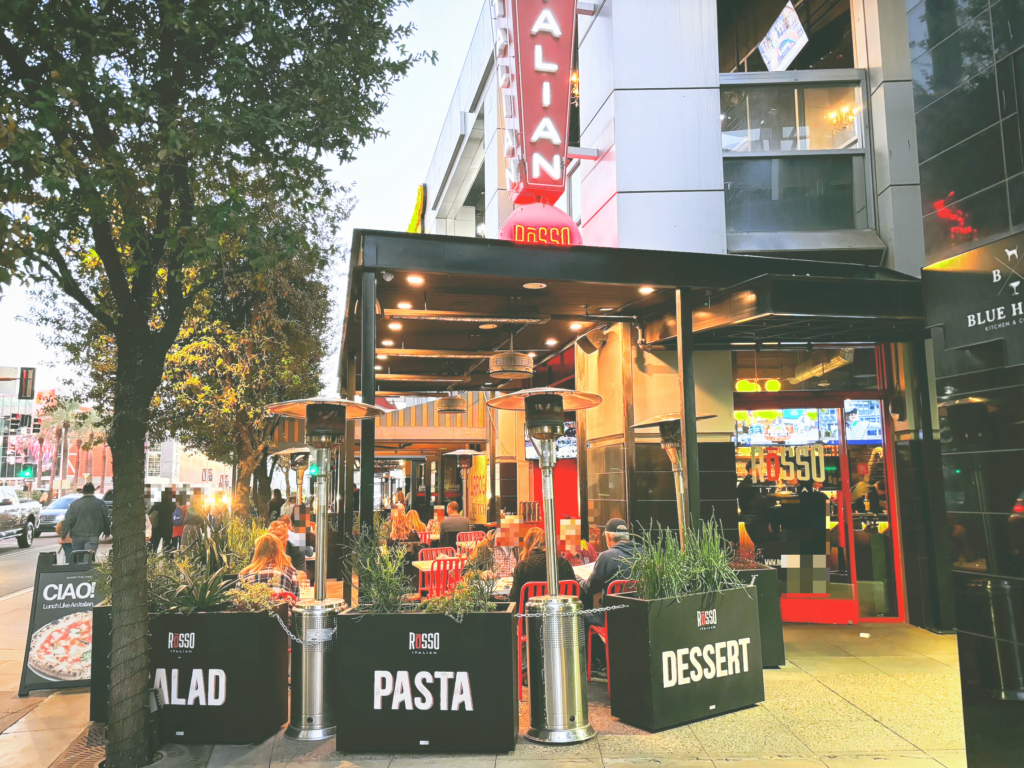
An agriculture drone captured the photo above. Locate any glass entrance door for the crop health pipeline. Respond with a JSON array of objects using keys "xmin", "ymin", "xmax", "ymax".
[{"xmin": 733, "ymin": 396, "xmax": 903, "ymax": 623}]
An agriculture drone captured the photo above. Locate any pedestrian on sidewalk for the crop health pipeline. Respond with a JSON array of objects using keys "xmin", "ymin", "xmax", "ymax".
[
  {"xmin": 269, "ymin": 489, "xmax": 285, "ymax": 521},
  {"xmin": 55, "ymin": 518, "xmax": 73, "ymax": 563},
  {"xmin": 148, "ymin": 489, "xmax": 175, "ymax": 552},
  {"xmin": 62, "ymin": 482, "xmax": 109, "ymax": 557}
]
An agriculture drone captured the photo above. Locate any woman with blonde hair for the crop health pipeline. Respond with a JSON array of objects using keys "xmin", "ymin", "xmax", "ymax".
[
  {"xmin": 239, "ymin": 534, "xmax": 301, "ymax": 598},
  {"xmin": 406, "ymin": 509, "xmax": 427, "ymax": 535}
]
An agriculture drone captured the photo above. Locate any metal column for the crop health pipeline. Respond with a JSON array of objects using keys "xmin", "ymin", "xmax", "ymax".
[
  {"xmin": 360, "ymin": 271, "xmax": 376, "ymax": 522},
  {"xmin": 675, "ymin": 289, "xmax": 701, "ymax": 536}
]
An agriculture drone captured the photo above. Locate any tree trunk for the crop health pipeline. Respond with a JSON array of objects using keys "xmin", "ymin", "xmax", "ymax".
[
  {"xmin": 59, "ymin": 421, "xmax": 70, "ymax": 494},
  {"xmin": 105, "ymin": 343, "xmax": 163, "ymax": 768},
  {"xmin": 86, "ymin": 436, "xmax": 94, "ymax": 480},
  {"xmin": 253, "ymin": 451, "xmax": 271, "ymax": 522},
  {"xmin": 74, "ymin": 439, "xmax": 83, "ymax": 487},
  {"xmin": 101, "ymin": 446, "xmax": 108, "ymax": 493}
]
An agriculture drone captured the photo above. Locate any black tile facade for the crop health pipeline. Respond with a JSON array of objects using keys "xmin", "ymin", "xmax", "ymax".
[{"xmin": 910, "ymin": 1, "xmax": 1024, "ymax": 264}]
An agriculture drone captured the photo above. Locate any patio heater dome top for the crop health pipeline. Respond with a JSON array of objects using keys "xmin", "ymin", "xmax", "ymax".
[
  {"xmin": 486, "ymin": 387, "xmax": 603, "ymax": 412},
  {"xmin": 435, "ymin": 394, "xmax": 468, "ymax": 415},
  {"xmin": 488, "ymin": 351, "xmax": 534, "ymax": 379},
  {"xmin": 265, "ymin": 396, "xmax": 385, "ymax": 421}
]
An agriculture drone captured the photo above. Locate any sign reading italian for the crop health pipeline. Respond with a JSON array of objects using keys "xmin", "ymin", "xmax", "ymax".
[{"xmin": 493, "ymin": 0, "xmax": 578, "ymax": 204}]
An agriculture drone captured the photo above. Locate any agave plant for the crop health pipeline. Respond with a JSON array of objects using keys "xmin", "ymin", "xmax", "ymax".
[{"xmin": 173, "ymin": 564, "xmax": 233, "ymax": 615}]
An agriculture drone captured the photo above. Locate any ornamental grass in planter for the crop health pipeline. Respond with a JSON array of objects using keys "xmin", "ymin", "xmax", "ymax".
[
  {"xmin": 604, "ymin": 520, "xmax": 765, "ymax": 731},
  {"xmin": 90, "ymin": 515, "xmax": 290, "ymax": 744},
  {"xmin": 334, "ymin": 515, "xmax": 518, "ymax": 754}
]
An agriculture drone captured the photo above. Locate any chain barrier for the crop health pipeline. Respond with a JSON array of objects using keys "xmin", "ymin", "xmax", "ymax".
[
  {"xmin": 513, "ymin": 604, "xmax": 627, "ymax": 619},
  {"xmin": 272, "ymin": 609, "xmax": 343, "ymax": 646}
]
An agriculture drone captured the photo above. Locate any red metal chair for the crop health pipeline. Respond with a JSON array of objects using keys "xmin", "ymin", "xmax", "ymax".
[
  {"xmin": 418, "ymin": 547, "xmax": 456, "ymax": 560},
  {"xmin": 587, "ymin": 579, "xmax": 634, "ymax": 698},
  {"xmin": 417, "ymin": 547, "xmax": 456, "ymax": 595},
  {"xmin": 427, "ymin": 557, "xmax": 466, "ymax": 599},
  {"xmin": 517, "ymin": 580, "xmax": 581, "ymax": 701},
  {"xmin": 456, "ymin": 530, "xmax": 485, "ymax": 553}
]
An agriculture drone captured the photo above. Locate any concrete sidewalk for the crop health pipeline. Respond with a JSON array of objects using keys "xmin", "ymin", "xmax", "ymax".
[
  {"xmin": 0, "ymin": 583, "xmax": 968, "ymax": 768},
  {"xmin": 0, "ymin": 588, "xmax": 92, "ymax": 768}
]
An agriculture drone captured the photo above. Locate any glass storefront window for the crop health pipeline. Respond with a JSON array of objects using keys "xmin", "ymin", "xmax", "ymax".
[
  {"xmin": 732, "ymin": 348, "xmax": 878, "ymax": 393},
  {"xmin": 721, "ymin": 84, "xmax": 865, "ymax": 153}
]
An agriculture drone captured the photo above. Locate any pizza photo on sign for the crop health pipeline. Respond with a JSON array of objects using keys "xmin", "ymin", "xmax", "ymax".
[{"xmin": 28, "ymin": 611, "xmax": 93, "ymax": 682}]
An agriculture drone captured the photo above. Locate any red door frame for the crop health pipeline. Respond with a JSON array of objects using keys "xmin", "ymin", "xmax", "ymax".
[{"xmin": 733, "ymin": 381, "xmax": 907, "ymax": 624}]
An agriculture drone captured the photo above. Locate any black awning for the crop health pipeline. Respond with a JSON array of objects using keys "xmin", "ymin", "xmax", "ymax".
[{"xmin": 692, "ymin": 275, "xmax": 925, "ymax": 345}]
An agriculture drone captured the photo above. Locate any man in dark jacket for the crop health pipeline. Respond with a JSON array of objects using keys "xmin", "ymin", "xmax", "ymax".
[
  {"xmin": 439, "ymin": 501, "xmax": 471, "ymax": 549},
  {"xmin": 580, "ymin": 518, "xmax": 636, "ymax": 600},
  {"xmin": 63, "ymin": 483, "xmax": 109, "ymax": 555},
  {"xmin": 148, "ymin": 489, "xmax": 175, "ymax": 552},
  {"xmin": 269, "ymin": 489, "xmax": 285, "ymax": 521}
]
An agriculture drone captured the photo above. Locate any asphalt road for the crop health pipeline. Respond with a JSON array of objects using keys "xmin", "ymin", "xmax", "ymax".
[{"xmin": 0, "ymin": 532, "xmax": 112, "ymax": 598}]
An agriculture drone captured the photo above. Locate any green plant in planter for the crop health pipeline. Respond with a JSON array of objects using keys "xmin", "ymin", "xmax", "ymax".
[
  {"xmin": 227, "ymin": 580, "xmax": 280, "ymax": 613},
  {"xmin": 627, "ymin": 519, "xmax": 745, "ymax": 601},
  {"xmin": 347, "ymin": 512, "xmax": 414, "ymax": 614},
  {"xmin": 419, "ymin": 569, "xmax": 498, "ymax": 623},
  {"xmin": 173, "ymin": 563, "xmax": 233, "ymax": 614}
]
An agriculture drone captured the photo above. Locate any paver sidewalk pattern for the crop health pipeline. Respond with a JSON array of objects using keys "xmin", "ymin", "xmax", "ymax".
[{"xmin": 0, "ymin": 597, "xmax": 967, "ymax": 768}]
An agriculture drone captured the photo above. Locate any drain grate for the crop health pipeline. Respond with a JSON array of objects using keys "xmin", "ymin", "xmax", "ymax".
[{"xmin": 51, "ymin": 723, "xmax": 106, "ymax": 768}]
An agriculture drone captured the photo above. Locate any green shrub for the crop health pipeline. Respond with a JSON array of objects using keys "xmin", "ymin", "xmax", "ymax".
[
  {"xmin": 627, "ymin": 519, "xmax": 744, "ymax": 601},
  {"xmin": 347, "ymin": 512, "xmax": 413, "ymax": 614},
  {"xmin": 227, "ymin": 580, "xmax": 280, "ymax": 613},
  {"xmin": 418, "ymin": 569, "xmax": 497, "ymax": 622}
]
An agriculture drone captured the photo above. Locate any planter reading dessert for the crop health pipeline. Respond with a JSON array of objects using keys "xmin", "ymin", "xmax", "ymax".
[
  {"xmin": 335, "ymin": 605, "xmax": 518, "ymax": 753},
  {"xmin": 605, "ymin": 585, "xmax": 764, "ymax": 731}
]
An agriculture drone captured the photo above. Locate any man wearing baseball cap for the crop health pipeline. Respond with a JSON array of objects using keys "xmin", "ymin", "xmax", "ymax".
[{"xmin": 580, "ymin": 518, "xmax": 635, "ymax": 601}]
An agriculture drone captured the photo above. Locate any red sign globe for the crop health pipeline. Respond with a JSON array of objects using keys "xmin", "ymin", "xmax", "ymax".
[{"xmin": 498, "ymin": 203, "xmax": 583, "ymax": 247}]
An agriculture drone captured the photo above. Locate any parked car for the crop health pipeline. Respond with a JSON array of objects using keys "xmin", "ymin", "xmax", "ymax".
[
  {"xmin": 36, "ymin": 493, "xmax": 83, "ymax": 534},
  {"xmin": 0, "ymin": 487, "xmax": 43, "ymax": 547}
]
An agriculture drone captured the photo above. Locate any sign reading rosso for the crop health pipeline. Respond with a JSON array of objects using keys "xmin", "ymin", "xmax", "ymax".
[{"xmin": 493, "ymin": 0, "xmax": 578, "ymax": 204}]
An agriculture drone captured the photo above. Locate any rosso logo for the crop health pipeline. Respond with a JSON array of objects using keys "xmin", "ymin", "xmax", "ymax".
[
  {"xmin": 409, "ymin": 632, "xmax": 440, "ymax": 654},
  {"xmin": 696, "ymin": 609, "xmax": 718, "ymax": 630},
  {"xmin": 168, "ymin": 632, "xmax": 196, "ymax": 651}
]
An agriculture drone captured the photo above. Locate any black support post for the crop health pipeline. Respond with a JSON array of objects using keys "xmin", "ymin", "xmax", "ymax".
[
  {"xmin": 675, "ymin": 289, "xmax": 701, "ymax": 526},
  {"xmin": 360, "ymin": 270, "xmax": 377, "ymax": 526}
]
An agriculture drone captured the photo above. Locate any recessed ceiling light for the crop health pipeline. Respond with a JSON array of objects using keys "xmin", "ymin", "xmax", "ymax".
[
  {"xmin": 479, "ymin": 323, "xmax": 498, "ymax": 330},
  {"xmin": 599, "ymin": 307, "xmax": 614, "ymax": 312},
  {"xmin": 377, "ymin": 354, "xmax": 388, "ymax": 360},
  {"xmin": 570, "ymin": 322, "xmax": 583, "ymax": 331},
  {"xmin": 523, "ymin": 282, "xmax": 547, "ymax": 290},
  {"xmin": 397, "ymin": 302, "xmax": 412, "ymax": 310},
  {"xmin": 388, "ymin": 321, "xmax": 402, "ymax": 331},
  {"xmin": 528, "ymin": 352, "xmax": 537, "ymax": 358},
  {"xmin": 381, "ymin": 339, "xmax": 394, "ymax": 347},
  {"xmin": 407, "ymin": 274, "xmax": 425, "ymax": 286},
  {"xmin": 639, "ymin": 286, "xmax": 655, "ymax": 295},
  {"xmin": 374, "ymin": 365, "xmax": 382, "ymax": 371},
  {"xmin": 545, "ymin": 338, "xmax": 558, "ymax": 346}
]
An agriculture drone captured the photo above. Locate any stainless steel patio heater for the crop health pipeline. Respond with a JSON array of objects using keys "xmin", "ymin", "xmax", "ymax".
[
  {"xmin": 443, "ymin": 448, "xmax": 482, "ymax": 515},
  {"xmin": 488, "ymin": 387, "xmax": 602, "ymax": 744},
  {"xmin": 266, "ymin": 397, "xmax": 383, "ymax": 741},
  {"xmin": 631, "ymin": 412, "xmax": 715, "ymax": 543}
]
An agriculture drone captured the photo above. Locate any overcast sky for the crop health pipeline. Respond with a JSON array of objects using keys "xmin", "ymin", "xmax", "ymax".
[{"xmin": 0, "ymin": 0, "xmax": 485, "ymax": 397}]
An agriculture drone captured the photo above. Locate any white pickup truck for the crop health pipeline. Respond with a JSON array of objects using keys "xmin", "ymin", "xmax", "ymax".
[{"xmin": 0, "ymin": 487, "xmax": 43, "ymax": 547}]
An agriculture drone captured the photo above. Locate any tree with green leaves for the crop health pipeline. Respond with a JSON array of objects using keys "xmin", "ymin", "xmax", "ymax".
[
  {"xmin": 1, "ymin": 3, "xmax": 429, "ymax": 764},
  {"xmin": 155, "ymin": 254, "xmax": 334, "ymax": 517}
]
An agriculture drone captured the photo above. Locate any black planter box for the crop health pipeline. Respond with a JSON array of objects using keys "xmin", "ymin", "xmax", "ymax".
[
  {"xmin": 90, "ymin": 606, "xmax": 288, "ymax": 744},
  {"xmin": 732, "ymin": 566, "xmax": 786, "ymax": 668},
  {"xmin": 605, "ymin": 586, "xmax": 765, "ymax": 731},
  {"xmin": 335, "ymin": 605, "xmax": 518, "ymax": 753}
]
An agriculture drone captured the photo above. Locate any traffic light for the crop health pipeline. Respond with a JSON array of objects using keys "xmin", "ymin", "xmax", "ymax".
[
  {"xmin": 308, "ymin": 462, "xmax": 321, "ymax": 477},
  {"xmin": 17, "ymin": 464, "xmax": 36, "ymax": 479}
]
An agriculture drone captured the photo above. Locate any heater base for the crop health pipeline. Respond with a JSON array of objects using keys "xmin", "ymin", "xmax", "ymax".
[
  {"xmin": 525, "ymin": 723, "xmax": 596, "ymax": 744},
  {"xmin": 285, "ymin": 724, "xmax": 336, "ymax": 741}
]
